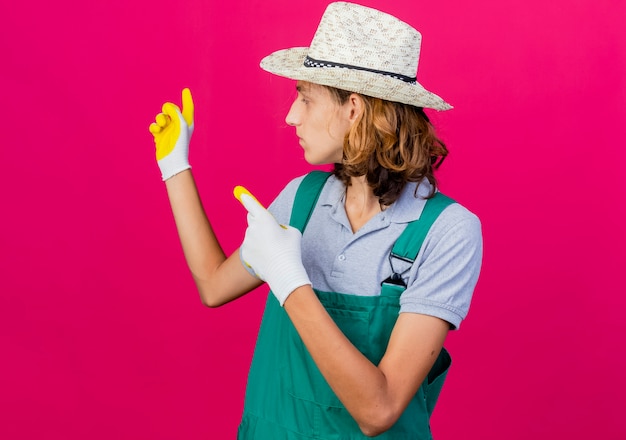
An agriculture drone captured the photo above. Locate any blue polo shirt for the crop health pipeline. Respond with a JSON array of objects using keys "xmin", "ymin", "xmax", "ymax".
[{"xmin": 267, "ymin": 174, "xmax": 483, "ymax": 329}]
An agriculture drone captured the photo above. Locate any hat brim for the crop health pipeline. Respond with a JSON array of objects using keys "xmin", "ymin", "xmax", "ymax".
[{"xmin": 260, "ymin": 48, "xmax": 452, "ymax": 111}]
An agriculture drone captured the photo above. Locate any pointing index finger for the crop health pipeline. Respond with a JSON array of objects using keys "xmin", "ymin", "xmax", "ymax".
[
  {"xmin": 233, "ymin": 186, "xmax": 266, "ymax": 214},
  {"xmin": 234, "ymin": 186, "xmax": 288, "ymax": 229}
]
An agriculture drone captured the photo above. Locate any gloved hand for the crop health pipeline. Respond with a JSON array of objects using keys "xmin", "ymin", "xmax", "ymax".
[
  {"xmin": 235, "ymin": 186, "xmax": 311, "ymax": 306},
  {"xmin": 149, "ymin": 88, "xmax": 194, "ymax": 180}
]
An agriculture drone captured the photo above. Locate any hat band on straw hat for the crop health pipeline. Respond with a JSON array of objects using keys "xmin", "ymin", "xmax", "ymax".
[
  {"xmin": 260, "ymin": 2, "xmax": 453, "ymax": 110},
  {"xmin": 304, "ymin": 56, "xmax": 417, "ymax": 84}
]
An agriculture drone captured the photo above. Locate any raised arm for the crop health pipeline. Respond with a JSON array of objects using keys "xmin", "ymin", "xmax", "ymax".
[{"xmin": 149, "ymin": 89, "xmax": 262, "ymax": 307}]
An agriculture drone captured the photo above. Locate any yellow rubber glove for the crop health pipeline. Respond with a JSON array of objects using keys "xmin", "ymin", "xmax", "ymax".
[
  {"xmin": 149, "ymin": 88, "xmax": 194, "ymax": 180},
  {"xmin": 234, "ymin": 186, "xmax": 311, "ymax": 306}
]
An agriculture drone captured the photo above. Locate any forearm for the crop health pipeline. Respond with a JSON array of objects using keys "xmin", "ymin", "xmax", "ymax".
[
  {"xmin": 166, "ymin": 168, "xmax": 223, "ymax": 262},
  {"xmin": 284, "ymin": 287, "xmax": 399, "ymax": 435},
  {"xmin": 165, "ymin": 170, "xmax": 252, "ymax": 306},
  {"xmin": 284, "ymin": 285, "xmax": 447, "ymax": 436}
]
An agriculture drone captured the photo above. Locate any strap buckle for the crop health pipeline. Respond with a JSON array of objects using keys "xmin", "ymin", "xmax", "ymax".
[{"xmin": 381, "ymin": 252, "xmax": 411, "ymax": 287}]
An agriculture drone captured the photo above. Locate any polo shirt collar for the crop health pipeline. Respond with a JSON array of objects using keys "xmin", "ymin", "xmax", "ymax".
[{"xmin": 319, "ymin": 175, "xmax": 434, "ymax": 225}]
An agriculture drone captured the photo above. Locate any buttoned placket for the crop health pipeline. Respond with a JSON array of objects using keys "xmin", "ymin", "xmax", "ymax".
[{"xmin": 328, "ymin": 201, "xmax": 393, "ymax": 279}]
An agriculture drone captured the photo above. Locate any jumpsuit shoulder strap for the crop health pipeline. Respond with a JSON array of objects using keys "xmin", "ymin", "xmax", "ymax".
[
  {"xmin": 391, "ymin": 192, "xmax": 456, "ymax": 263},
  {"xmin": 289, "ymin": 171, "xmax": 332, "ymax": 232}
]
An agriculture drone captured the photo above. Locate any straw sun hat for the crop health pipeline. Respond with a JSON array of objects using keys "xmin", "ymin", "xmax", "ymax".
[{"xmin": 260, "ymin": 2, "xmax": 452, "ymax": 111}]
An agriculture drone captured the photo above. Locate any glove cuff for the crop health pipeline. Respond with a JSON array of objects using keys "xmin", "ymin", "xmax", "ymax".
[
  {"xmin": 268, "ymin": 263, "xmax": 311, "ymax": 306},
  {"xmin": 159, "ymin": 155, "xmax": 191, "ymax": 181}
]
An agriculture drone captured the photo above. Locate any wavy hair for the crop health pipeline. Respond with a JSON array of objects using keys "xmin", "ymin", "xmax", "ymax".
[{"xmin": 326, "ymin": 87, "xmax": 448, "ymax": 206}]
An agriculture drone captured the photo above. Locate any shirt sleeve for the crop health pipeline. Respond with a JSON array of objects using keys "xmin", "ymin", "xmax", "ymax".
[{"xmin": 399, "ymin": 204, "xmax": 483, "ymax": 329}]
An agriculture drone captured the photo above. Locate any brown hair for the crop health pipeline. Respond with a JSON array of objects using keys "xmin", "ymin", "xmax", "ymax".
[{"xmin": 326, "ymin": 87, "xmax": 448, "ymax": 206}]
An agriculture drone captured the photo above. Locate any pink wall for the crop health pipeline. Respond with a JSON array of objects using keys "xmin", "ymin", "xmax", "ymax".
[{"xmin": 1, "ymin": 0, "xmax": 624, "ymax": 438}]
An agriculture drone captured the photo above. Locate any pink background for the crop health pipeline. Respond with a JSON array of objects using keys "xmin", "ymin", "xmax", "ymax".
[{"xmin": 1, "ymin": 0, "xmax": 625, "ymax": 438}]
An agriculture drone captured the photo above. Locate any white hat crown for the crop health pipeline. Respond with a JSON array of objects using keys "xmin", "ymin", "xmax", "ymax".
[
  {"xmin": 260, "ymin": 2, "xmax": 451, "ymax": 110},
  {"xmin": 307, "ymin": 2, "xmax": 422, "ymax": 82}
]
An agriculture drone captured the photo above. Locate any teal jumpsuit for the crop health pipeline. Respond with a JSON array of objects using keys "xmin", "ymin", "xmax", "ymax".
[{"xmin": 238, "ymin": 172, "xmax": 454, "ymax": 439}]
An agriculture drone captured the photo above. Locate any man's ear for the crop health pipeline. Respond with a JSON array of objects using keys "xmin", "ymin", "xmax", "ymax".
[{"xmin": 347, "ymin": 93, "xmax": 364, "ymax": 125}]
